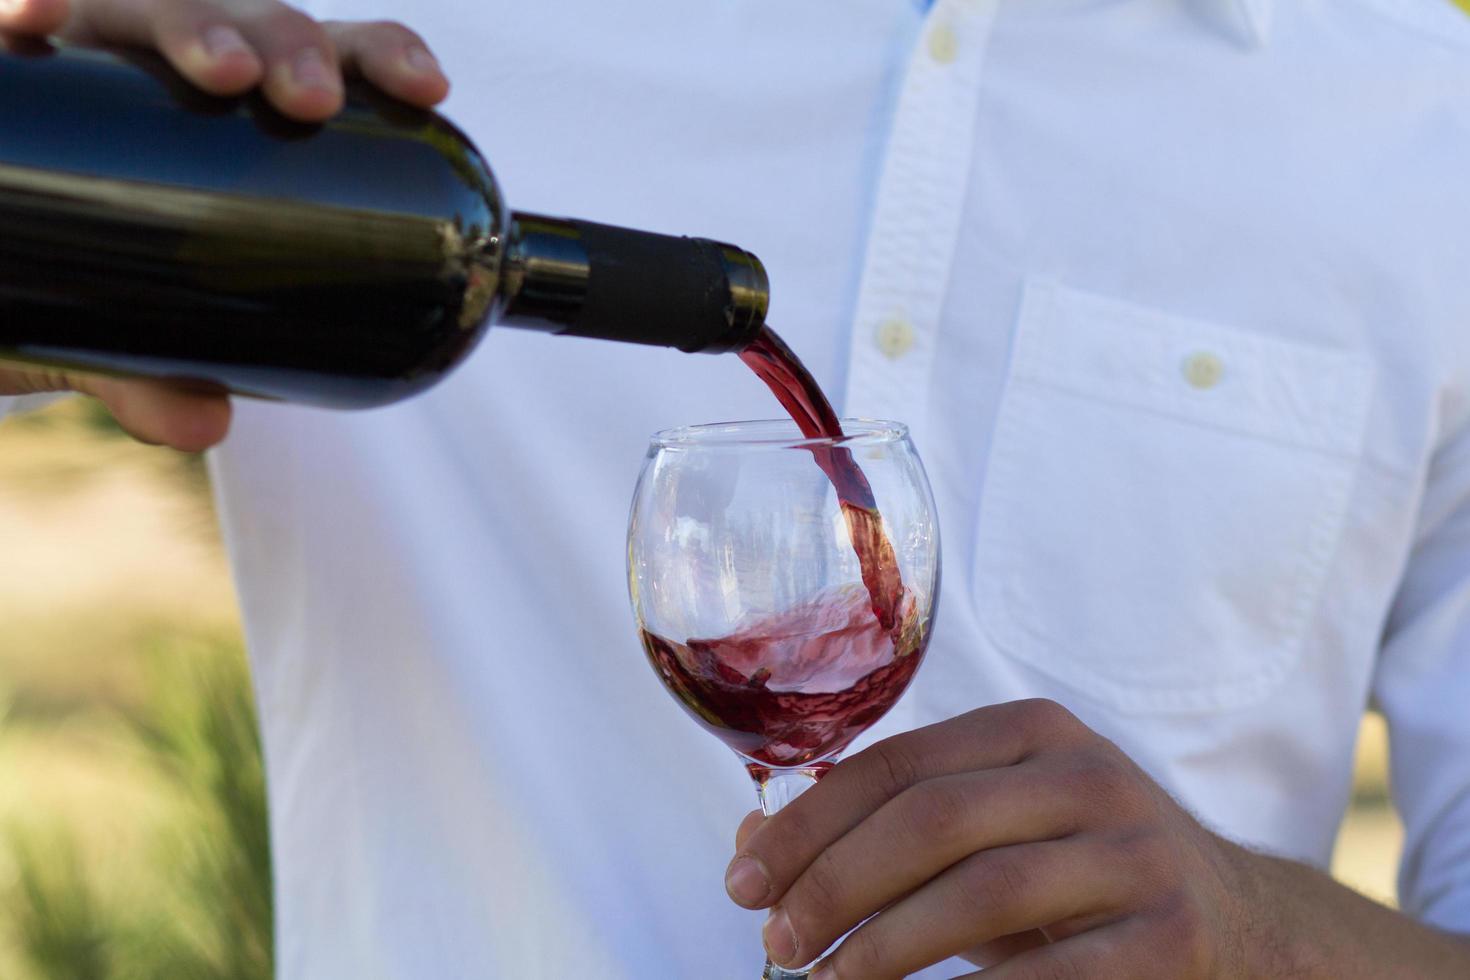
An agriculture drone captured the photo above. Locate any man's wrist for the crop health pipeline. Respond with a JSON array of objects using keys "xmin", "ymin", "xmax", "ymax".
[{"xmin": 1207, "ymin": 836, "xmax": 1323, "ymax": 978}]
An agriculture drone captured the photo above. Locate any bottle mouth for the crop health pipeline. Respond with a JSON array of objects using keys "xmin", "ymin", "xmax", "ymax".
[
  {"xmin": 497, "ymin": 215, "xmax": 771, "ymax": 354},
  {"xmin": 700, "ymin": 243, "xmax": 769, "ymax": 354},
  {"xmin": 649, "ymin": 418, "xmax": 909, "ymax": 452}
]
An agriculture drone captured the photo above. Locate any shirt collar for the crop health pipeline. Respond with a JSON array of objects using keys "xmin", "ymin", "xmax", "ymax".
[{"xmin": 913, "ymin": 1, "xmax": 1276, "ymax": 47}]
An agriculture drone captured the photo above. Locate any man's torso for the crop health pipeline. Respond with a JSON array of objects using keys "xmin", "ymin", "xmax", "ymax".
[{"xmin": 214, "ymin": 1, "xmax": 1470, "ymax": 975}]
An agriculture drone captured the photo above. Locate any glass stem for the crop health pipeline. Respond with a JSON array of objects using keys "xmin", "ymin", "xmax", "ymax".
[
  {"xmin": 750, "ymin": 765, "xmax": 832, "ymax": 980},
  {"xmin": 756, "ymin": 767, "xmax": 822, "ymax": 817}
]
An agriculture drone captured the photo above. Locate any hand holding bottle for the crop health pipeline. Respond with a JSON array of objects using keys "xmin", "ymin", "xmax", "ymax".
[{"xmin": 0, "ymin": 0, "xmax": 452, "ymax": 449}]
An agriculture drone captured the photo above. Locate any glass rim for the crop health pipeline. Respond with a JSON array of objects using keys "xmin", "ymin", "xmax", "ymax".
[{"xmin": 649, "ymin": 418, "xmax": 910, "ymax": 451}]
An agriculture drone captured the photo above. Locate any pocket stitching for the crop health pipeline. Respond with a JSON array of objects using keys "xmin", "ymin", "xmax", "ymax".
[{"xmin": 972, "ymin": 282, "xmax": 1372, "ymax": 714}]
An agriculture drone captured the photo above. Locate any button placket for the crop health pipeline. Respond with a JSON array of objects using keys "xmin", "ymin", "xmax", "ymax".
[
  {"xmin": 842, "ymin": 0, "xmax": 998, "ymax": 448},
  {"xmin": 840, "ymin": 0, "xmax": 998, "ymax": 758}
]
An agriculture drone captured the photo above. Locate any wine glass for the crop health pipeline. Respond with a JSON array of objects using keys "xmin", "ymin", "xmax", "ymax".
[{"xmin": 628, "ymin": 419, "xmax": 940, "ymax": 978}]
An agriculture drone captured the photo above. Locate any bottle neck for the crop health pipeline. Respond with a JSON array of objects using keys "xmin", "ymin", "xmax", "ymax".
[{"xmin": 496, "ymin": 211, "xmax": 769, "ymax": 354}]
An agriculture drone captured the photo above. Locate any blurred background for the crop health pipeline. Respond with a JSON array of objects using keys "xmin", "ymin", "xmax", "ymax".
[
  {"xmin": 0, "ymin": 401, "xmax": 267, "ymax": 980},
  {"xmin": 0, "ymin": 400, "xmax": 1402, "ymax": 979}
]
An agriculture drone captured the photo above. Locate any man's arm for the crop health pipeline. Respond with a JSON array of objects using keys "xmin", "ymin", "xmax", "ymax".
[
  {"xmin": 724, "ymin": 699, "xmax": 1470, "ymax": 978},
  {"xmin": 1229, "ymin": 843, "xmax": 1470, "ymax": 978},
  {"xmin": 0, "ymin": 0, "xmax": 452, "ymax": 451},
  {"xmin": 1369, "ymin": 409, "xmax": 1470, "ymax": 961}
]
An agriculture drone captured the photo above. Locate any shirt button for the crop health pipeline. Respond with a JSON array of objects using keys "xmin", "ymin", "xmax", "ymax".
[
  {"xmin": 1182, "ymin": 351, "xmax": 1225, "ymax": 390},
  {"xmin": 875, "ymin": 319, "xmax": 916, "ymax": 360},
  {"xmin": 927, "ymin": 24, "xmax": 959, "ymax": 64}
]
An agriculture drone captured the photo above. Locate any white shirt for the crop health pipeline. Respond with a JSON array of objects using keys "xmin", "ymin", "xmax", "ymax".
[{"xmin": 16, "ymin": 0, "xmax": 1470, "ymax": 976}]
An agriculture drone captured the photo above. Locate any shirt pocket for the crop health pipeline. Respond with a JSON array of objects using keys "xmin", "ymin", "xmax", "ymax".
[{"xmin": 973, "ymin": 280, "xmax": 1374, "ymax": 714}]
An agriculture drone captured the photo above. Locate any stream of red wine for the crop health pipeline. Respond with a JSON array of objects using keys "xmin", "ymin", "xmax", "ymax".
[
  {"xmin": 638, "ymin": 325, "xmax": 925, "ymax": 769},
  {"xmin": 738, "ymin": 325, "xmax": 904, "ymax": 630}
]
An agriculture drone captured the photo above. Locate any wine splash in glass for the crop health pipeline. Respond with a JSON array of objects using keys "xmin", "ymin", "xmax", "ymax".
[{"xmin": 629, "ymin": 328, "xmax": 940, "ymax": 978}]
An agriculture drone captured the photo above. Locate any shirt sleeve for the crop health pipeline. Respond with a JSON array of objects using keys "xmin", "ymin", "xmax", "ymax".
[{"xmin": 1375, "ymin": 425, "xmax": 1470, "ymax": 934}]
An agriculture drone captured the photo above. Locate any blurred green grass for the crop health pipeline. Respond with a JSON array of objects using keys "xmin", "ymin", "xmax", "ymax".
[
  {"xmin": 6, "ymin": 641, "xmax": 271, "ymax": 980},
  {"xmin": 0, "ymin": 398, "xmax": 1405, "ymax": 979},
  {"xmin": 0, "ymin": 401, "xmax": 269, "ymax": 980}
]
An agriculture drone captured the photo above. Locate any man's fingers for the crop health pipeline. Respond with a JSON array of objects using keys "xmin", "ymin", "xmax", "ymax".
[
  {"xmin": 148, "ymin": 5, "xmax": 264, "ymax": 96},
  {"xmin": 802, "ymin": 840, "xmax": 1126, "ymax": 979},
  {"xmin": 82, "ymin": 376, "xmax": 232, "ymax": 452},
  {"xmin": 65, "ymin": 0, "xmax": 262, "ymax": 95},
  {"xmin": 228, "ymin": 4, "xmax": 342, "ymax": 120},
  {"xmin": 756, "ymin": 767, "xmax": 1079, "ymax": 961},
  {"xmin": 0, "ymin": 362, "xmax": 230, "ymax": 451},
  {"xmin": 952, "ymin": 916, "xmax": 1159, "ymax": 980},
  {"xmin": 325, "ymin": 20, "xmax": 448, "ymax": 107},
  {"xmin": 0, "ymin": 0, "xmax": 70, "ymax": 37},
  {"xmin": 7, "ymin": 0, "xmax": 449, "ymax": 120},
  {"xmin": 960, "ymin": 929, "xmax": 1050, "ymax": 969},
  {"xmin": 69, "ymin": 0, "xmax": 341, "ymax": 120},
  {"xmin": 730, "ymin": 700, "xmax": 1086, "ymax": 911},
  {"xmin": 725, "ymin": 809, "xmax": 771, "ymax": 906},
  {"xmin": 734, "ymin": 809, "xmax": 764, "ymax": 853}
]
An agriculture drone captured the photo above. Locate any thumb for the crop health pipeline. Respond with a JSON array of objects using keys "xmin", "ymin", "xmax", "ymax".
[
  {"xmin": 76, "ymin": 375, "xmax": 233, "ymax": 452},
  {"xmin": 735, "ymin": 809, "xmax": 766, "ymax": 852},
  {"xmin": 0, "ymin": 0, "xmax": 70, "ymax": 37}
]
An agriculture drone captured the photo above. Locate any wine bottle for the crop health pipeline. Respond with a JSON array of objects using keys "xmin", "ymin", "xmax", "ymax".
[{"xmin": 0, "ymin": 43, "xmax": 769, "ymax": 408}]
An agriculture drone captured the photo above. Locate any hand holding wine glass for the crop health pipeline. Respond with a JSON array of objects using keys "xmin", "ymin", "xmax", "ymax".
[{"xmin": 723, "ymin": 699, "xmax": 1271, "ymax": 979}]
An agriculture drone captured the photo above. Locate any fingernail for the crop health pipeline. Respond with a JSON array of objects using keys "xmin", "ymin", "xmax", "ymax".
[
  {"xmin": 725, "ymin": 857, "xmax": 770, "ymax": 907},
  {"xmin": 810, "ymin": 964, "xmax": 836, "ymax": 980},
  {"xmin": 292, "ymin": 48, "xmax": 339, "ymax": 92},
  {"xmin": 202, "ymin": 25, "xmax": 250, "ymax": 59},
  {"xmin": 763, "ymin": 907, "xmax": 798, "ymax": 965},
  {"xmin": 403, "ymin": 46, "xmax": 440, "ymax": 75}
]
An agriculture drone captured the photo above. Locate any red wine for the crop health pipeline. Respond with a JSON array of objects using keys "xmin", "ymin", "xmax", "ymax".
[
  {"xmin": 634, "ymin": 326, "xmax": 925, "ymax": 769},
  {"xmin": 739, "ymin": 325, "xmax": 903, "ymax": 629},
  {"xmin": 640, "ymin": 586, "xmax": 925, "ymax": 768}
]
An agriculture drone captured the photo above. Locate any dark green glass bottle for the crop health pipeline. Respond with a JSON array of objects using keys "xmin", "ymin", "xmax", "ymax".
[{"xmin": 0, "ymin": 44, "xmax": 769, "ymax": 407}]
